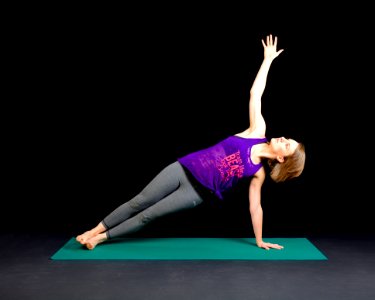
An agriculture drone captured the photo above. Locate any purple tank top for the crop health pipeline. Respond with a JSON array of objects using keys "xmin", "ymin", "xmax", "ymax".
[{"xmin": 177, "ymin": 136, "xmax": 268, "ymax": 199}]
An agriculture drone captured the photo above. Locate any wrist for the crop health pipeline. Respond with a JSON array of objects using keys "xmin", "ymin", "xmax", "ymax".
[{"xmin": 263, "ymin": 58, "xmax": 273, "ymax": 64}]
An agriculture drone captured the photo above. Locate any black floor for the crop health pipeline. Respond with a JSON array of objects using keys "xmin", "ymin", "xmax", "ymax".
[{"xmin": 1, "ymin": 232, "xmax": 375, "ymax": 300}]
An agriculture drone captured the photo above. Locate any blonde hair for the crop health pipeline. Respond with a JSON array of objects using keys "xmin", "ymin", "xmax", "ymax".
[{"xmin": 268, "ymin": 143, "xmax": 306, "ymax": 183}]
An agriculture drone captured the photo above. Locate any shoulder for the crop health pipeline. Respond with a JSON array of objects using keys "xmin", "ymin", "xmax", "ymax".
[
  {"xmin": 235, "ymin": 129, "xmax": 266, "ymax": 139},
  {"xmin": 255, "ymin": 166, "xmax": 266, "ymax": 180},
  {"xmin": 250, "ymin": 167, "xmax": 266, "ymax": 187}
]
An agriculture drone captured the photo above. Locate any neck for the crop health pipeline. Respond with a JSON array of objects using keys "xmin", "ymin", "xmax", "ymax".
[{"xmin": 253, "ymin": 143, "xmax": 275, "ymax": 161}]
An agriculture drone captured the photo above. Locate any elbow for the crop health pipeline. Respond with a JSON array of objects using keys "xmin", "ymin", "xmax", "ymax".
[
  {"xmin": 249, "ymin": 90, "xmax": 257, "ymax": 99},
  {"xmin": 250, "ymin": 89, "xmax": 262, "ymax": 99},
  {"xmin": 249, "ymin": 204, "xmax": 261, "ymax": 216}
]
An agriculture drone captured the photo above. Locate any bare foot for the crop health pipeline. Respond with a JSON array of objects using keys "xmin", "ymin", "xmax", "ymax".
[
  {"xmin": 76, "ymin": 230, "xmax": 95, "ymax": 245},
  {"xmin": 76, "ymin": 222, "xmax": 107, "ymax": 245},
  {"xmin": 85, "ymin": 233, "xmax": 108, "ymax": 250}
]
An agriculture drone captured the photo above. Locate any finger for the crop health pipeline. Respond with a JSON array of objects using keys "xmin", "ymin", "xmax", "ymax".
[{"xmin": 271, "ymin": 244, "xmax": 284, "ymax": 250}]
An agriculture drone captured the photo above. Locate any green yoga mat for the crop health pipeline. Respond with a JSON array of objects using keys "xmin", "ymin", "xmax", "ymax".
[{"xmin": 51, "ymin": 237, "xmax": 327, "ymax": 260}]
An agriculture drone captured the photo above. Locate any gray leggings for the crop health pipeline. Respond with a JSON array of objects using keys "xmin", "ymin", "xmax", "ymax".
[{"xmin": 102, "ymin": 161, "xmax": 204, "ymax": 239}]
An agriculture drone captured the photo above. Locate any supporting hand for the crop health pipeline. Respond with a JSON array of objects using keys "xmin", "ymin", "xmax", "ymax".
[{"xmin": 257, "ymin": 240, "xmax": 284, "ymax": 250}]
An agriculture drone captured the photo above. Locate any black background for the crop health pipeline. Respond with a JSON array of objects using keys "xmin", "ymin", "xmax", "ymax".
[{"xmin": 4, "ymin": 4, "xmax": 374, "ymax": 238}]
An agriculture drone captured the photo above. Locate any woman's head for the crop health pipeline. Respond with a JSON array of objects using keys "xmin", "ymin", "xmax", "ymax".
[{"xmin": 268, "ymin": 137, "xmax": 306, "ymax": 183}]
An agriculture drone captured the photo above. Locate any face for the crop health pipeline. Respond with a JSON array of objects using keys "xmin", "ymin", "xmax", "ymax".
[{"xmin": 271, "ymin": 137, "xmax": 299, "ymax": 160}]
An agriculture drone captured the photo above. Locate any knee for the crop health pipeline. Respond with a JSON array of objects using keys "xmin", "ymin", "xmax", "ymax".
[
  {"xmin": 129, "ymin": 194, "xmax": 146, "ymax": 210},
  {"xmin": 140, "ymin": 213, "xmax": 152, "ymax": 225}
]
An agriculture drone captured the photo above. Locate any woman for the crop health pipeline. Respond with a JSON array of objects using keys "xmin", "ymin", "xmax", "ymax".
[{"xmin": 76, "ymin": 34, "xmax": 305, "ymax": 251}]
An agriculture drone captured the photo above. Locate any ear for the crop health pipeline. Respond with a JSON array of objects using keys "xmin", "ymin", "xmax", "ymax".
[{"xmin": 276, "ymin": 155, "xmax": 284, "ymax": 163}]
